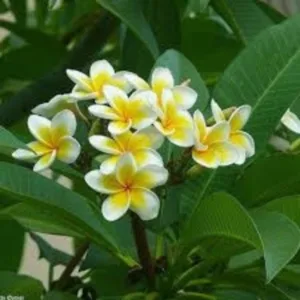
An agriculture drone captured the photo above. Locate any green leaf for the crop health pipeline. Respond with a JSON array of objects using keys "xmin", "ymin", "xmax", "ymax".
[
  {"xmin": 30, "ymin": 233, "xmax": 72, "ymax": 267},
  {"xmin": 35, "ymin": 0, "xmax": 49, "ymax": 28},
  {"xmin": 233, "ymin": 154, "xmax": 300, "ymax": 207},
  {"xmin": 214, "ymin": 15, "xmax": 300, "ymax": 154},
  {"xmin": 96, "ymin": 0, "xmax": 159, "ymax": 58},
  {"xmin": 154, "ymin": 49, "xmax": 209, "ymax": 110},
  {"xmin": 251, "ymin": 210, "xmax": 300, "ymax": 282},
  {"xmin": 0, "ymin": 162, "xmax": 120, "ymax": 258},
  {"xmin": 0, "ymin": 219, "xmax": 25, "ymax": 271},
  {"xmin": 44, "ymin": 291, "xmax": 78, "ymax": 300},
  {"xmin": 211, "ymin": 0, "xmax": 273, "ymax": 44},
  {"xmin": 181, "ymin": 192, "xmax": 300, "ymax": 282},
  {"xmin": 0, "ymin": 272, "xmax": 44, "ymax": 299},
  {"xmin": 0, "ymin": 125, "xmax": 26, "ymax": 150},
  {"xmin": 1, "ymin": 203, "xmax": 84, "ymax": 237},
  {"xmin": 254, "ymin": 0, "xmax": 286, "ymax": 24},
  {"xmin": 181, "ymin": 16, "xmax": 242, "ymax": 83},
  {"xmin": 9, "ymin": 0, "xmax": 27, "ymax": 26}
]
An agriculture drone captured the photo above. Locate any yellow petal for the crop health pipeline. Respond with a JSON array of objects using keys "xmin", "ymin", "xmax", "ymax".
[
  {"xmin": 193, "ymin": 110, "xmax": 207, "ymax": 145},
  {"xmin": 205, "ymin": 122, "xmax": 230, "ymax": 145},
  {"xmin": 192, "ymin": 148, "xmax": 219, "ymax": 168},
  {"xmin": 154, "ymin": 121, "xmax": 175, "ymax": 136},
  {"xmin": 229, "ymin": 105, "xmax": 252, "ymax": 131},
  {"xmin": 66, "ymin": 69, "xmax": 93, "ymax": 92},
  {"xmin": 57, "ymin": 136, "xmax": 81, "ymax": 164},
  {"xmin": 102, "ymin": 191, "xmax": 130, "ymax": 221},
  {"xmin": 109, "ymin": 71, "xmax": 132, "ymax": 93},
  {"xmin": 103, "ymin": 85, "xmax": 128, "ymax": 116},
  {"xmin": 33, "ymin": 150, "xmax": 56, "ymax": 172},
  {"xmin": 100, "ymin": 156, "xmax": 119, "ymax": 174},
  {"xmin": 90, "ymin": 60, "xmax": 114, "ymax": 91},
  {"xmin": 116, "ymin": 153, "xmax": 137, "ymax": 187},
  {"xmin": 230, "ymin": 131, "xmax": 255, "ymax": 157},
  {"xmin": 133, "ymin": 149, "xmax": 163, "ymax": 168},
  {"xmin": 28, "ymin": 141, "xmax": 52, "ymax": 156},
  {"xmin": 132, "ymin": 165, "xmax": 168, "ymax": 189},
  {"xmin": 130, "ymin": 188, "xmax": 160, "ymax": 220},
  {"xmin": 113, "ymin": 130, "xmax": 133, "ymax": 151},
  {"xmin": 88, "ymin": 104, "xmax": 119, "ymax": 120},
  {"xmin": 169, "ymin": 127, "xmax": 194, "ymax": 147},
  {"xmin": 51, "ymin": 110, "xmax": 76, "ymax": 144},
  {"xmin": 85, "ymin": 169, "xmax": 122, "ymax": 193},
  {"xmin": 70, "ymin": 85, "xmax": 97, "ymax": 101},
  {"xmin": 210, "ymin": 142, "xmax": 239, "ymax": 166}
]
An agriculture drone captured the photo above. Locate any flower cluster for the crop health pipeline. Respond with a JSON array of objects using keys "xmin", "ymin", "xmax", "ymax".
[{"xmin": 12, "ymin": 60, "xmax": 255, "ymax": 221}]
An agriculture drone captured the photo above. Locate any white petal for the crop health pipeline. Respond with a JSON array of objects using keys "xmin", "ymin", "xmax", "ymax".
[
  {"xmin": 205, "ymin": 121, "xmax": 230, "ymax": 145},
  {"xmin": 103, "ymin": 85, "xmax": 128, "ymax": 112},
  {"xmin": 12, "ymin": 149, "xmax": 37, "ymax": 160},
  {"xmin": 116, "ymin": 153, "xmax": 137, "ymax": 186},
  {"xmin": 108, "ymin": 120, "xmax": 132, "ymax": 135},
  {"xmin": 168, "ymin": 127, "xmax": 194, "ymax": 147},
  {"xmin": 133, "ymin": 164, "xmax": 168, "ymax": 189},
  {"xmin": 90, "ymin": 60, "xmax": 115, "ymax": 80},
  {"xmin": 229, "ymin": 105, "xmax": 252, "ymax": 131},
  {"xmin": 281, "ymin": 109, "xmax": 300, "ymax": 134},
  {"xmin": 33, "ymin": 150, "xmax": 56, "ymax": 172},
  {"xmin": 211, "ymin": 142, "xmax": 239, "ymax": 166},
  {"xmin": 100, "ymin": 156, "xmax": 119, "ymax": 174},
  {"xmin": 102, "ymin": 191, "xmax": 130, "ymax": 221},
  {"xmin": 133, "ymin": 149, "xmax": 164, "ymax": 168},
  {"xmin": 89, "ymin": 135, "xmax": 120, "ymax": 154},
  {"xmin": 151, "ymin": 67, "xmax": 174, "ymax": 92},
  {"xmin": 111, "ymin": 71, "xmax": 133, "ymax": 93},
  {"xmin": 211, "ymin": 99, "xmax": 225, "ymax": 122},
  {"xmin": 57, "ymin": 136, "xmax": 81, "ymax": 164},
  {"xmin": 132, "ymin": 126, "xmax": 164, "ymax": 150},
  {"xmin": 66, "ymin": 69, "xmax": 92, "ymax": 91},
  {"xmin": 192, "ymin": 148, "xmax": 219, "ymax": 169},
  {"xmin": 172, "ymin": 86, "xmax": 197, "ymax": 110},
  {"xmin": 28, "ymin": 115, "xmax": 52, "ymax": 146},
  {"xmin": 88, "ymin": 104, "xmax": 119, "ymax": 120},
  {"xmin": 130, "ymin": 188, "xmax": 160, "ymax": 221},
  {"xmin": 85, "ymin": 170, "xmax": 122, "ymax": 194},
  {"xmin": 124, "ymin": 72, "xmax": 150, "ymax": 90},
  {"xmin": 69, "ymin": 85, "xmax": 97, "ymax": 101},
  {"xmin": 51, "ymin": 109, "xmax": 77, "ymax": 140}
]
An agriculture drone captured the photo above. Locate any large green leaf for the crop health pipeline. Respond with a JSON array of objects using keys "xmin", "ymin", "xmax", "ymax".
[
  {"xmin": 214, "ymin": 15, "xmax": 300, "ymax": 154},
  {"xmin": 0, "ymin": 162, "xmax": 121, "ymax": 259},
  {"xmin": 211, "ymin": 0, "xmax": 273, "ymax": 44},
  {"xmin": 1, "ymin": 203, "xmax": 84, "ymax": 237},
  {"xmin": 154, "ymin": 49, "xmax": 209, "ymax": 110},
  {"xmin": 0, "ymin": 219, "xmax": 25, "ymax": 271},
  {"xmin": 0, "ymin": 125, "xmax": 26, "ymax": 150},
  {"xmin": 181, "ymin": 192, "xmax": 300, "ymax": 282},
  {"xmin": 0, "ymin": 272, "xmax": 44, "ymax": 299},
  {"xmin": 233, "ymin": 154, "xmax": 300, "ymax": 207},
  {"xmin": 96, "ymin": 0, "xmax": 159, "ymax": 58},
  {"xmin": 254, "ymin": 0, "xmax": 286, "ymax": 24}
]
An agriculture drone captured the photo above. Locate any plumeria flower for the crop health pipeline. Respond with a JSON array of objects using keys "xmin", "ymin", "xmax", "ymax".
[
  {"xmin": 154, "ymin": 89, "xmax": 194, "ymax": 147},
  {"xmin": 32, "ymin": 94, "xmax": 75, "ymax": 118},
  {"xmin": 12, "ymin": 110, "xmax": 81, "ymax": 172},
  {"xmin": 211, "ymin": 99, "xmax": 255, "ymax": 165},
  {"xmin": 85, "ymin": 153, "xmax": 168, "ymax": 221},
  {"xmin": 89, "ymin": 127, "xmax": 164, "ymax": 174},
  {"xmin": 67, "ymin": 60, "xmax": 131, "ymax": 104},
  {"xmin": 281, "ymin": 109, "xmax": 300, "ymax": 134},
  {"xmin": 88, "ymin": 85, "xmax": 157, "ymax": 135},
  {"xmin": 192, "ymin": 110, "xmax": 239, "ymax": 168},
  {"xmin": 125, "ymin": 67, "xmax": 197, "ymax": 110}
]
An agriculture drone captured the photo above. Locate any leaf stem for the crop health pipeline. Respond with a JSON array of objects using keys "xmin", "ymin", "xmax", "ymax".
[
  {"xmin": 130, "ymin": 212, "xmax": 155, "ymax": 290},
  {"xmin": 55, "ymin": 240, "xmax": 90, "ymax": 290}
]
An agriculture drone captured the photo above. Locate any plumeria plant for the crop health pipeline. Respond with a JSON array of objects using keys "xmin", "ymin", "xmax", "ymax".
[{"xmin": 2, "ymin": 1, "xmax": 300, "ymax": 299}]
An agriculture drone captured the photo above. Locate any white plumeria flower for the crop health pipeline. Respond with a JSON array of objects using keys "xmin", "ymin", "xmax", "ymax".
[
  {"xmin": 12, "ymin": 110, "xmax": 81, "ymax": 172},
  {"xmin": 154, "ymin": 89, "xmax": 194, "ymax": 147},
  {"xmin": 281, "ymin": 109, "xmax": 300, "ymax": 134},
  {"xmin": 85, "ymin": 153, "xmax": 168, "ymax": 221},
  {"xmin": 89, "ymin": 127, "xmax": 164, "ymax": 174},
  {"xmin": 88, "ymin": 85, "xmax": 157, "ymax": 135},
  {"xmin": 32, "ymin": 94, "xmax": 75, "ymax": 118},
  {"xmin": 192, "ymin": 110, "xmax": 239, "ymax": 168},
  {"xmin": 211, "ymin": 99, "xmax": 255, "ymax": 165},
  {"xmin": 125, "ymin": 67, "xmax": 197, "ymax": 110},
  {"xmin": 67, "ymin": 60, "xmax": 131, "ymax": 104}
]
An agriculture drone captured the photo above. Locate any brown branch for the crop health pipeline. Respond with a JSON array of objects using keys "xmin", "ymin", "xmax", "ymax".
[{"xmin": 130, "ymin": 212, "xmax": 155, "ymax": 290}]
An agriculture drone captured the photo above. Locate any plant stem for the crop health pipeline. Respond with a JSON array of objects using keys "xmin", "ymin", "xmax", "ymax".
[
  {"xmin": 55, "ymin": 240, "xmax": 90, "ymax": 290},
  {"xmin": 130, "ymin": 212, "xmax": 155, "ymax": 290}
]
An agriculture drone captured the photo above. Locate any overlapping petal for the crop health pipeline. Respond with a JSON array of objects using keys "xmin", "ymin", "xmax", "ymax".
[
  {"xmin": 57, "ymin": 136, "xmax": 81, "ymax": 163},
  {"xmin": 89, "ymin": 135, "xmax": 120, "ymax": 154},
  {"xmin": 229, "ymin": 105, "xmax": 252, "ymax": 131},
  {"xmin": 51, "ymin": 110, "xmax": 76, "ymax": 143},
  {"xmin": 173, "ymin": 86, "xmax": 197, "ymax": 110},
  {"xmin": 33, "ymin": 150, "xmax": 57, "ymax": 173},
  {"xmin": 151, "ymin": 67, "xmax": 174, "ymax": 95},
  {"xmin": 116, "ymin": 153, "xmax": 137, "ymax": 186},
  {"xmin": 28, "ymin": 115, "xmax": 52, "ymax": 146}
]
